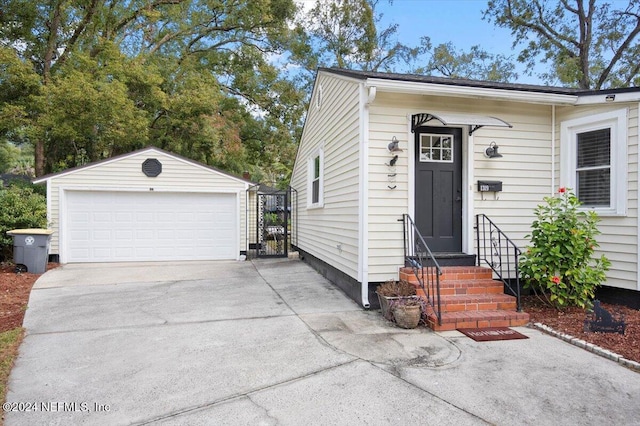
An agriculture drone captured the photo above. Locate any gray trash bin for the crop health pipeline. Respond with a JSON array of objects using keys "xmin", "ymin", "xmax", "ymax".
[{"xmin": 6, "ymin": 229, "xmax": 54, "ymax": 274}]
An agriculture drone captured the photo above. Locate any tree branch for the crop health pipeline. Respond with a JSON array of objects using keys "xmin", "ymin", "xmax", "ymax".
[
  {"xmin": 57, "ymin": 0, "xmax": 101, "ymax": 65},
  {"xmin": 596, "ymin": 12, "xmax": 640, "ymax": 88}
]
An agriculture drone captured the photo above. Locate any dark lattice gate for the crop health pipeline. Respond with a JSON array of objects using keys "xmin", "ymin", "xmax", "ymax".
[
  {"xmin": 257, "ymin": 191, "xmax": 288, "ymax": 257},
  {"xmin": 246, "ymin": 185, "xmax": 296, "ymax": 258}
]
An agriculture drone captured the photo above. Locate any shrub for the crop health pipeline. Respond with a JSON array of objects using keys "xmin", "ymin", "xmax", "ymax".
[
  {"xmin": 519, "ymin": 187, "xmax": 610, "ymax": 309},
  {"xmin": 0, "ymin": 184, "xmax": 47, "ymax": 261}
]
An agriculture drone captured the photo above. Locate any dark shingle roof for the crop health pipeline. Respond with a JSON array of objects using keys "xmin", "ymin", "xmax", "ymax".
[{"xmin": 321, "ymin": 67, "xmax": 640, "ymax": 96}]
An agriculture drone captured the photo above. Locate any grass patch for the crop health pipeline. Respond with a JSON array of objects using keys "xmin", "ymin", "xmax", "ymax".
[{"xmin": 0, "ymin": 327, "xmax": 24, "ymax": 423}]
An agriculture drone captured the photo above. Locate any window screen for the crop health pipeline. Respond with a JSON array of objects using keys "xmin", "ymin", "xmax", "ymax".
[
  {"xmin": 576, "ymin": 128, "xmax": 610, "ymax": 206},
  {"xmin": 312, "ymin": 155, "xmax": 320, "ymax": 203}
]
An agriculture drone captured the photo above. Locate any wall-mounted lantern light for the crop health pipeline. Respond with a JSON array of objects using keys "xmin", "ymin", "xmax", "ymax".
[{"xmin": 484, "ymin": 141, "xmax": 503, "ymax": 158}]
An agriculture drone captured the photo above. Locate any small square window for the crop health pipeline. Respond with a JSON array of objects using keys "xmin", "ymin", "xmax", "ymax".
[{"xmin": 419, "ymin": 134, "xmax": 453, "ymax": 163}]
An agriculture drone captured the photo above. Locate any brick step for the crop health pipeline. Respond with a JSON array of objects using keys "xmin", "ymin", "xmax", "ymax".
[
  {"xmin": 400, "ymin": 266, "xmax": 493, "ymax": 284},
  {"xmin": 435, "ymin": 293, "xmax": 518, "ymax": 313},
  {"xmin": 414, "ymin": 279, "xmax": 504, "ymax": 297},
  {"xmin": 424, "ymin": 307, "xmax": 530, "ymax": 332}
]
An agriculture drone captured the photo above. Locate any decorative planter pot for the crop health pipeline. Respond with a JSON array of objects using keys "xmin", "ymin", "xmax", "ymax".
[
  {"xmin": 392, "ymin": 304, "xmax": 421, "ymax": 329},
  {"xmin": 377, "ymin": 292, "xmax": 401, "ymax": 321}
]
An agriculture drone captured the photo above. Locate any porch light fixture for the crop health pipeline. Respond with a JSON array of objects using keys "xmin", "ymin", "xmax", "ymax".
[
  {"xmin": 388, "ymin": 136, "xmax": 403, "ymax": 152},
  {"xmin": 484, "ymin": 141, "xmax": 503, "ymax": 158}
]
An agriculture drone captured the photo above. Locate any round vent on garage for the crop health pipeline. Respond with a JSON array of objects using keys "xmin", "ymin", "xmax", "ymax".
[{"xmin": 142, "ymin": 158, "xmax": 162, "ymax": 177}]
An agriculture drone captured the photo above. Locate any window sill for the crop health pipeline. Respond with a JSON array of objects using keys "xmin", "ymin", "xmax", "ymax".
[
  {"xmin": 579, "ymin": 207, "xmax": 626, "ymax": 217},
  {"xmin": 307, "ymin": 203, "xmax": 324, "ymax": 210}
]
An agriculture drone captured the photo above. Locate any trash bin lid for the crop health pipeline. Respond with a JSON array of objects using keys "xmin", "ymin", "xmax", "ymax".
[{"xmin": 6, "ymin": 229, "xmax": 54, "ymax": 236}]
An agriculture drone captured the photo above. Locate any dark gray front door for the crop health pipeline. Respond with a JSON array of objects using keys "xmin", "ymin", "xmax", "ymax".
[{"xmin": 415, "ymin": 127, "xmax": 463, "ymax": 252}]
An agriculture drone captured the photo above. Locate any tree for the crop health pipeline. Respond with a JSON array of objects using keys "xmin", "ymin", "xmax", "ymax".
[
  {"xmin": 415, "ymin": 39, "xmax": 517, "ymax": 82},
  {"xmin": 0, "ymin": 0, "xmax": 303, "ymax": 180},
  {"xmin": 0, "ymin": 141, "xmax": 20, "ymax": 173},
  {"xmin": 484, "ymin": 0, "xmax": 640, "ymax": 89},
  {"xmin": 289, "ymin": 0, "xmax": 420, "ymax": 89}
]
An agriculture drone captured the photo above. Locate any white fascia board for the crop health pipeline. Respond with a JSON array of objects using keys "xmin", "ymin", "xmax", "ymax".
[
  {"xmin": 365, "ymin": 78, "xmax": 578, "ymax": 105},
  {"xmin": 575, "ymin": 92, "xmax": 640, "ymax": 105},
  {"xmin": 32, "ymin": 148, "xmax": 160, "ymax": 183},
  {"xmin": 33, "ymin": 147, "xmax": 251, "ymax": 187}
]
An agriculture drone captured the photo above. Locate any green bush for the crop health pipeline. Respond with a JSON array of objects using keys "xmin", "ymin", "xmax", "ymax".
[
  {"xmin": 0, "ymin": 184, "xmax": 47, "ymax": 261},
  {"xmin": 520, "ymin": 187, "xmax": 610, "ymax": 309}
]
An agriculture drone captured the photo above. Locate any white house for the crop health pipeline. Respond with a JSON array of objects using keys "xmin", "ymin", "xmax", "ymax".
[{"xmin": 290, "ymin": 68, "xmax": 640, "ymax": 309}]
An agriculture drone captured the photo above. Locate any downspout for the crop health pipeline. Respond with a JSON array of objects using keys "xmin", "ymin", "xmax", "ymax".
[
  {"xmin": 551, "ymin": 105, "xmax": 556, "ymax": 195},
  {"xmin": 358, "ymin": 84, "xmax": 374, "ymax": 309}
]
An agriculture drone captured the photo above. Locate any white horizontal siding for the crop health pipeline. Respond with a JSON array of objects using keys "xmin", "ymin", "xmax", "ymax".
[
  {"xmin": 367, "ymin": 92, "xmax": 556, "ymax": 281},
  {"xmin": 290, "ymin": 72, "xmax": 361, "ymax": 280},
  {"xmin": 46, "ymin": 150, "xmax": 248, "ymax": 256},
  {"xmin": 556, "ymin": 103, "xmax": 639, "ymax": 291}
]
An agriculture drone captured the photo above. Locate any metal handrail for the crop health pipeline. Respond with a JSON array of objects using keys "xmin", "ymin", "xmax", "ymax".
[
  {"xmin": 400, "ymin": 214, "xmax": 442, "ymax": 325},
  {"xmin": 475, "ymin": 214, "xmax": 522, "ymax": 311}
]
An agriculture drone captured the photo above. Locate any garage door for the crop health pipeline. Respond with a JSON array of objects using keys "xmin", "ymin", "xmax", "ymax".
[{"xmin": 65, "ymin": 191, "xmax": 237, "ymax": 262}]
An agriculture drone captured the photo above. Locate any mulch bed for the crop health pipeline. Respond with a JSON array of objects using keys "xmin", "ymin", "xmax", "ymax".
[
  {"xmin": 522, "ymin": 296, "xmax": 640, "ymax": 364},
  {"xmin": 0, "ymin": 263, "xmax": 58, "ymax": 333}
]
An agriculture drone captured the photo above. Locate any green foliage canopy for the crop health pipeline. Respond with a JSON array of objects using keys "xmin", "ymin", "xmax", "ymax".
[
  {"xmin": 484, "ymin": 0, "xmax": 640, "ymax": 89},
  {"xmin": 0, "ymin": 0, "xmax": 303, "ymax": 186},
  {"xmin": 0, "ymin": 184, "xmax": 47, "ymax": 261}
]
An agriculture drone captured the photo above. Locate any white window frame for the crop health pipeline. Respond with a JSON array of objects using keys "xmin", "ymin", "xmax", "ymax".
[
  {"xmin": 307, "ymin": 147, "xmax": 324, "ymax": 208},
  {"xmin": 419, "ymin": 133, "xmax": 454, "ymax": 163},
  {"xmin": 560, "ymin": 108, "xmax": 627, "ymax": 216}
]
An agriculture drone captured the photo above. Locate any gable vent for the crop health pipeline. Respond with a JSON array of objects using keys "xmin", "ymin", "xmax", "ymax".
[{"xmin": 142, "ymin": 158, "xmax": 162, "ymax": 177}]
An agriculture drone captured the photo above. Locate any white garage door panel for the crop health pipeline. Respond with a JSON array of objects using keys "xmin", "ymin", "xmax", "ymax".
[{"xmin": 65, "ymin": 191, "xmax": 237, "ymax": 262}]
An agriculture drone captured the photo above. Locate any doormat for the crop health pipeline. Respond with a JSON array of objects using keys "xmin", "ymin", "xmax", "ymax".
[{"xmin": 457, "ymin": 327, "xmax": 529, "ymax": 342}]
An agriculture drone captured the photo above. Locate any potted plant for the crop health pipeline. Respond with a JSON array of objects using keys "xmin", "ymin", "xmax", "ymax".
[
  {"xmin": 392, "ymin": 297, "xmax": 423, "ymax": 329},
  {"xmin": 376, "ymin": 280, "xmax": 419, "ymax": 323}
]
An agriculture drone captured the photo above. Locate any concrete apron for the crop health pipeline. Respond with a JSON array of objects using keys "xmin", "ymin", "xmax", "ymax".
[{"xmin": 5, "ymin": 259, "xmax": 640, "ymax": 425}]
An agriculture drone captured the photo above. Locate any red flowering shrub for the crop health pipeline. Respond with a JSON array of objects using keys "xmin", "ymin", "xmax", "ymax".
[{"xmin": 520, "ymin": 188, "xmax": 610, "ymax": 309}]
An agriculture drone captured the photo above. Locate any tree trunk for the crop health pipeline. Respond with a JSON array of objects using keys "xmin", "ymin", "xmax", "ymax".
[{"xmin": 35, "ymin": 140, "xmax": 45, "ymax": 177}]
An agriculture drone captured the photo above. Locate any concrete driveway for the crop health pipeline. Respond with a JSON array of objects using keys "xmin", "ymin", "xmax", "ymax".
[{"xmin": 5, "ymin": 259, "xmax": 640, "ymax": 425}]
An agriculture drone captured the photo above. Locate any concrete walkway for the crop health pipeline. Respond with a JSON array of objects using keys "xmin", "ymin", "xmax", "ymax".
[{"xmin": 5, "ymin": 259, "xmax": 640, "ymax": 425}]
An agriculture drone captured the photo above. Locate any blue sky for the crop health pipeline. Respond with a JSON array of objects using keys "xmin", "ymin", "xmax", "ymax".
[{"xmin": 377, "ymin": 0, "xmax": 542, "ymax": 83}]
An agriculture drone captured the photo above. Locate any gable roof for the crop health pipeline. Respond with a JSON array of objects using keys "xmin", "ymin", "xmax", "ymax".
[{"xmin": 32, "ymin": 146, "xmax": 255, "ymax": 185}]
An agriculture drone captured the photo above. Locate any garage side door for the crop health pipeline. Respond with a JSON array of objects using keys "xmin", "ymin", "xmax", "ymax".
[{"xmin": 65, "ymin": 191, "xmax": 237, "ymax": 262}]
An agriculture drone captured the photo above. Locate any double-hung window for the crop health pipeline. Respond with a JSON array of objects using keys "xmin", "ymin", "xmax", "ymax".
[
  {"xmin": 561, "ymin": 108, "xmax": 627, "ymax": 215},
  {"xmin": 308, "ymin": 148, "xmax": 324, "ymax": 208},
  {"xmin": 576, "ymin": 128, "xmax": 610, "ymax": 206}
]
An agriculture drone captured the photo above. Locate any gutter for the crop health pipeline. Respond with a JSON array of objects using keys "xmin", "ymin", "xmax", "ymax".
[{"xmin": 358, "ymin": 82, "xmax": 371, "ymax": 309}]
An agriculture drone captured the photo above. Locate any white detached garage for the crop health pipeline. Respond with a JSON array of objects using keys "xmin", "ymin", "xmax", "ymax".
[{"xmin": 34, "ymin": 147, "xmax": 252, "ymax": 263}]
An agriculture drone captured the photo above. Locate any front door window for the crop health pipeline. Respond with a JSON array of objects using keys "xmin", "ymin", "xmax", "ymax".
[{"xmin": 419, "ymin": 134, "xmax": 453, "ymax": 162}]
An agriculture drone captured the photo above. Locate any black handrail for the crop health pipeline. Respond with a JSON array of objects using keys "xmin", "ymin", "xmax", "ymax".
[
  {"xmin": 400, "ymin": 214, "xmax": 442, "ymax": 325},
  {"xmin": 475, "ymin": 214, "xmax": 522, "ymax": 311}
]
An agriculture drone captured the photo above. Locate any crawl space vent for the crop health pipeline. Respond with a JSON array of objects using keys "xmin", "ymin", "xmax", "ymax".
[{"xmin": 142, "ymin": 158, "xmax": 162, "ymax": 177}]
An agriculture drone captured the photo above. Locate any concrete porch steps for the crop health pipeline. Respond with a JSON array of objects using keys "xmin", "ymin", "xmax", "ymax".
[{"xmin": 399, "ymin": 265, "xmax": 529, "ymax": 332}]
